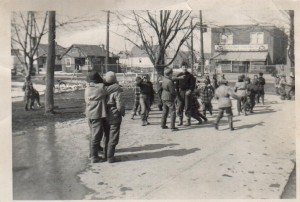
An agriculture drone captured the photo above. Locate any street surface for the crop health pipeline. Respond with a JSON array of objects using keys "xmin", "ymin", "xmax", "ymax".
[{"xmin": 12, "ymin": 94, "xmax": 296, "ymax": 200}]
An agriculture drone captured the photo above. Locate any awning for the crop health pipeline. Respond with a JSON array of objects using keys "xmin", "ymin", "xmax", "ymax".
[{"xmin": 211, "ymin": 51, "xmax": 268, "ymax": 61}]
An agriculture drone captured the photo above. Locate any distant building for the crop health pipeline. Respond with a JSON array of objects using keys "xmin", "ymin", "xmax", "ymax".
[
  {"xmin": 60, "ymin": 44, "xmax": 120, "ymax": 73},
  {"xmin": 36, "ymin": 43, "xmax": 66, "ymax": 71},
  {"xmin": 11, "ymin": 49, "xmax": 25, "ymax": 72},
  {"xmin": 210, "ymin": 25, "xmax": 288, "ymax": 73}
]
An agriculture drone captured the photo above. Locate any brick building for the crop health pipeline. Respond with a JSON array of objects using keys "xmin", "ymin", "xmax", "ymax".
[{"xmin": 210, "ymin": 25, "xmax": 288, "ymax": 73}]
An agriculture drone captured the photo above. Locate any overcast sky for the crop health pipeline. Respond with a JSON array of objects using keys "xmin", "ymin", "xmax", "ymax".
[{"xmin": 13, "ymin": 9, "xmax": 289, "ymax": 55}]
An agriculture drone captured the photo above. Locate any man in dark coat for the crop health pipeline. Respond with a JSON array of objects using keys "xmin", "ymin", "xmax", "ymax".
[
  {"xmin": 176, "ymin": 65, "xmax": 196, "ymax": 126},
  {"xmin": 161, "ymin": 68, "xmax": 178, "ymax": 131},
  {"xmin": 257, "ymin": 72, "xmax": 266, "ymax": 104},
  {"xmin": 136, "ymin": 74, "xmax": 155, "ymax": 126},
  {"xmin": 245, "ymin": 77, "xmax": 258, "ymax": 113}
]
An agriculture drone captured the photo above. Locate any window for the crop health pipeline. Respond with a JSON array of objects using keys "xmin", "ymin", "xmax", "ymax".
[
  {"xmin": 250, "ymin": 32, "xmax": 264, "ymax": 44},
  {"xmin": 66, "ymin": 58, "xmax": 71, "ymax": 67},
  {"xmin": 220, "ymin": 33, "xmax": 233, "ymax": 44}
]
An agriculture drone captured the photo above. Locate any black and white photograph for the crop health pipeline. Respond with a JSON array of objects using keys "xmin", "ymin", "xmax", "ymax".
[{"xmin": 0, "ymin": 0, "xmax": 299, "ymax": 201}]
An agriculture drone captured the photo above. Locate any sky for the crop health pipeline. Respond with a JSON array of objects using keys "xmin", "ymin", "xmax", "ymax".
[{"xmin": 13, "ymin": 9, "xmax": 289, "ymax": 55}]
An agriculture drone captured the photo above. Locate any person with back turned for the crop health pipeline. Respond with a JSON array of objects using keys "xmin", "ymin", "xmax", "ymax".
[{"xmin": 161, "ymin": 68, "xmax": 179, "ymax": 131}]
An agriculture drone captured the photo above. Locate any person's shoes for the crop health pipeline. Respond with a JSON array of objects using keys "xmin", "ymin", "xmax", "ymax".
[
  {"xmin": 91, "ymin": 156, "xmax": 103, "ymax": 163},
  {"xmin": 108, "ymin": 157, "xmax": 121, "ymax": 163},
  {"xmin": 171, "ymin": 127, "xmax": 179, "ymax": 131},
  {"xmin": 131, "ymin": 115, "xmax": 134, "ymax": 120},
  {"xmin": 147, "ymin": 122, "xmax": 150, "ymax": 125},
  {"xmin": 161, "ymin": 126, "xmax": 169, "ymax": 129},
  {"xmin": 230, "ymin": 127, "xmax": 235, "ymax": 131},
  {"xmin": 197, "ymin": 120, "xmax": 203, "ymax": 125},
  {"xmin": 141, "ymin": 121, "xmax": 147, "ymax": 126},
  {"xmin": 215, "ymin": 124, "xmax": 218, "ymax": 130}
]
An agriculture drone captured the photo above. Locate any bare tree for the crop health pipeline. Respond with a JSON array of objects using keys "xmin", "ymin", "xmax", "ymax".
[
  {"xmin": 114, "ymin": 11, "xmax": 196, "ymax": 75},
  {"xmin": 11, "ymin": 11, "xmax": 48, "ymax": 80}
]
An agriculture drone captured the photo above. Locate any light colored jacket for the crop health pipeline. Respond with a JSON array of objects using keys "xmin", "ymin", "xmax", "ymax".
[
  {"xmin": 234, "ymin": 81, "xmax": 246, "ymax": 97},
  {"xmin": 161, "ymin": 76, "xmax": 176, "ymax": 101},
  {"xmin": 106, "ymin": 84, "xmax": 125, "ymax": 124},
  {"xmin": 85, "ymin": 83, "xmax": 120, "ymax": 119},
  {"xmin": 214, "ymin": 85, "xmax": 234, "ymax": 108}
]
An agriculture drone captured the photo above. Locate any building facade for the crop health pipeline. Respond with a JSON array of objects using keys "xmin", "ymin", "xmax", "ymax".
[
  {"xmin": 61, "ymin": 44, "xmax": 120, "ymax": 73},
  {"xmin": 210, "ymin": 25, "xmax": 288, "ymax": 73}
]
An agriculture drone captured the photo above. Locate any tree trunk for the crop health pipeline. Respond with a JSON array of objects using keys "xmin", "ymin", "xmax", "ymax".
[
  {"xmin": 155, "ymin": 51, "xmax": 165, "ymax": 76},
  {"xmin": 27, "ymin": 56, "xmax": 34, "ymax": 80},
  {"xmin": 45, "ymin": 11, "xmax": 56, "ymax": 114}
]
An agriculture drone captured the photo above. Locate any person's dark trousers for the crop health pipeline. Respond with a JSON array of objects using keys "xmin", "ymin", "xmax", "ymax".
[
  {"xmin": 215, "ymin": 107, "xmax": 233, "ymax": 129},
  {"xmin": 88, "ymin": 119, "xmax": 104, "ymax": 159},
  {"xmin": 140, "ymin": 94, "xmax": 151, "ymax": 123},
  {"xmin": 103, "ymin": 122, "xmax": 121, "ymax": 160},
  {"xmin": 24, "ymin": 96, "xmax": 33, "ymax": 110},
  {"xmin": 203, "ymin": 102, "xmax": 212, "ymax": 116},
  {"xmin": 198, "ymin": 112, "xmax": 207, "ymax": 121},
  {"xmin": 249, "ymin": 96, "xmax": 256, "ymax": 112},
  {"xmin": 161, "ymin": 100, "xmax": 176, "ymax": 128},
  {"xmin": 177, "ymin": 90, "xmax": 191, "ymax": 120},
  {"xmin": 287, "ymin": 86, "xmax": 295, "ymax": 100}
]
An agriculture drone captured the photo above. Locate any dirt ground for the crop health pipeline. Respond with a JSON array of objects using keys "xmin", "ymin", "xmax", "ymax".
[{"xmin": 12, "ymin": 88, "xmax": 136, "ymax": 132}]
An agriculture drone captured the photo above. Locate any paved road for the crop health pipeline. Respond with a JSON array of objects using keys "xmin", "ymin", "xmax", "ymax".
[{"xmin": 12, "ymin": 95, "xmax": 296, "ymax": 200}]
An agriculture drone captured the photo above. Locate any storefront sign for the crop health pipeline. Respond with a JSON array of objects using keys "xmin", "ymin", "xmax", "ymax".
[{"xmin": 215, "ymin": 44, "xmax": 268, "ymax": 52}]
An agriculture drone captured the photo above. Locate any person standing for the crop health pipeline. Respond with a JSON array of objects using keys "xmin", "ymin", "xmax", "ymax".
[
  {"xmin": 245, "ymin": 77, "xmax": 258, "ymax": 113},
  {"xmin": 257, "ymin": 72, "xmax": 266, "ymax": 104},
  {"xmin": 176, "ymin": 64, "xmax": 196, "ymax": 126},
  {"xmin": 131, "ymin": 76, "xmax": 141, "ymax": 119},
  {"xmin": 103, "ymin": 71, "xmax": 125, "ymax": 163},
  {"xmin": 199, "ymin": 80, "xmax": 214, "ymax": 116},
  {"xmin": 85, "ymin": 71, "xmax": 120, "ymax": 163},
  {"xmin": 136, "ymin": 74, "xmax": 154, "ymax": 126},
  {"xmin": 160, "ymin": 68, "xmax": 179, "ymax": 131},
  {"xmin": 214, "ymin": 79, "xmax": 239, "ymax": 131},
  {"xmin": 234, "ymin": 75, "xmax": 247, "ymax": 116}
]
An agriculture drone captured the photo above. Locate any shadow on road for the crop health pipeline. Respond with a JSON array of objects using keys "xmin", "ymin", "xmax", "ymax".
[
  {"xmin": 118, "ymin": 148, "xmax": 200, "ymax": 162},
  {"xmin": 117, "ymin": 143, "xmax": 179, "ymax": 153}
]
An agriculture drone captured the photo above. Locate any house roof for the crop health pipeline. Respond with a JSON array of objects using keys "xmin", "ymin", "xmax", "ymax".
[
  {"xmin": 130, "ymin": 45, "xmax": 159, "ymax": 57},
  {"xmin": 62, "ymin": 44, "xmax": 119, "ymax": 58},
  {"xmin": 11, "ymin": 49, "xmax": 22, "ymax": 56},
  {"xmin": 38, "ymin": 43, "xmax": 66, "ymax": 56}
]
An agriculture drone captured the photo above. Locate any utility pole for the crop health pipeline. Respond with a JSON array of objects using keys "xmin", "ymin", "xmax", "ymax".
[
  {"xmin": 199, "ymin": 10, "xmax": 205, "ymax": 76},
  {"xmin": 45, "ymin": 11, "xmax": 56, "ymax": 114},
  {"xmin": 105, "ymin": 11, "xmax": 110, "ymax": 73},
  {"xmin": 190, "ymin": 18, "xmax": 194, "ymax": 74}
]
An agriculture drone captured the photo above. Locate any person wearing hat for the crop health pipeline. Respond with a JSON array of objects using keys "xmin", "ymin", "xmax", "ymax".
[
  {"xmin": 161, "ymin": 68, "xmax": 179, "ymax": 131},
  {"xmin": 85, "ymin": 71, "xmax": 121, "ymax": 163},
  {"xmin": 199, "ymin": 79, "xmax": 213, "ymax": 116},
  {"xmin": 214, "ymin": 79, "xmax": 239, "ymax": 131},
  {"xmin": 234, "ymin": 75, "xmax": 247, "ymax": 116},
  {"xmin": 136, "ymin": 74, "xmax": 155, "ymax": 126},
  {"xmin": 102, "ymin": 71, "xmax": 125, "ymax": 163},
  {"xmin": 257, "ymin": 72, "xmax": 266, "ymax": 104},
  {"xmin": 176, "ymin": 64, "xmax": 196, "ymax": 126}
]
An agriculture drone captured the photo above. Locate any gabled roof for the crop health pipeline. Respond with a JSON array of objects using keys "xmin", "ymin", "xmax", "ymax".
[
  {"xmin": 11, "ymin": 49, "xmax": 22, "ymax": 56},
  {"xmin": 38, "ymin": 43, "xmax": 66, "ymax": 56},
  {"xmin": 130, "ymin": 45, "xmax": 159, "ymax": 57},
  {"xmin": 62, "ymin": 44, "xmax": 119, "ymax": 58}
]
